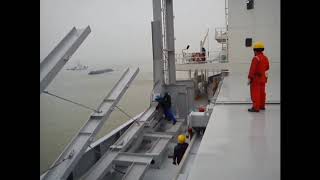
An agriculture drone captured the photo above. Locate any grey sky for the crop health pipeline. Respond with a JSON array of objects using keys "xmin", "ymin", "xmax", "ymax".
[{"xmin": 40, "ymin": 0, "xmax": 225, "ymax": 66}]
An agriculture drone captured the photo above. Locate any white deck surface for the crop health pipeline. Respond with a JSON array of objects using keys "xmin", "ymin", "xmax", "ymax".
[
  {"xmin": 187, "ymin": 62, "xmax": 280, "ymax": 180},
  {"xmin": 217, "ymin": 62, "xmax": 280, "ymax": 103}
]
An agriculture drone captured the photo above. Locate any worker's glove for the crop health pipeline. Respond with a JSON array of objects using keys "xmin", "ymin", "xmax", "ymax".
[
  {"xmin": 173, "ymin": 161, "xmax": 177, "ymax": 165},
  {"xmin": 247, "ymin": 79, "xmax": 251, "ymax": 86}
]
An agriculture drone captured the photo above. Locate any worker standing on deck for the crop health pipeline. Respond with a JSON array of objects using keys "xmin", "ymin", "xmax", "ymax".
[
  {"xmin": 173, "ymin": 134, "xmax": 189, "ymax": 165},
  {"xmin": 201, "ymin": 47, "xmax": 206, "ymax": 61},
  {"xmin": 248, "ymin": 42, "xmax": 270, "ymax": 112},
  {"xmin": 155, "ymin": 92, "xmax": 177, "ymax": 125}
]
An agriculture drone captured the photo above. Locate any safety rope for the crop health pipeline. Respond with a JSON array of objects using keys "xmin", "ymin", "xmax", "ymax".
[
  {"xmin": 115, "ymin": 105, "xmax": 140, "ymax": 125},
  {"xmin": 43, "ymin": 91, "xmax": 101, "ymax": 113},
  {"xmin": 41, "ymin": 155, "xmax": 70, "ymax": 174}
]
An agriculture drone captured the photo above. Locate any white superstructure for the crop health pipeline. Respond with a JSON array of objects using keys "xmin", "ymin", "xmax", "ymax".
[{"xmin": 228, "ymin": 0, "xmax": 280, "ymax": 63}]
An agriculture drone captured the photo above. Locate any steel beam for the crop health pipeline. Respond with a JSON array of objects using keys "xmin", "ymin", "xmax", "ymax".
[
  {"xmin": 165, "ymin": 0, "xmax": 176, "ymax": 84},
  {"xmin": 151, "ymin": 21, "xmax": 164, "ymax": 92},
  {"xmin": 40, "ymin": 26, "xmax": 91, "ymax": 94},
  {"xmin": 42, "ymin": 68, "xmax": 139, "ymax": 180},
  {"xmin": 152, "ymin": 0, "xmax": 164, "ymax": 92},
  {"xmin": 82, "ymin": 103, "xmax": 157, "ymax": 180}
]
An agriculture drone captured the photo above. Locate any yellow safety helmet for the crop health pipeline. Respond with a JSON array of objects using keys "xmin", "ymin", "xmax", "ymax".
[
  {"xmin": 178, "ymin": 134, "xmax": 186, "ymax": 144},
  {"xmin": 253, "ymin": 41, "xmax": 265, "ymax": 49}
]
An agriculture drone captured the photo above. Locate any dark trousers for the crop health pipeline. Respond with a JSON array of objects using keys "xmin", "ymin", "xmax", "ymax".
[{"xmin": 164, "ymin": 108, "xmax": 176, "ymax": 123}]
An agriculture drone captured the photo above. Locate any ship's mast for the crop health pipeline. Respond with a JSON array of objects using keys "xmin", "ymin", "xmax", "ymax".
[
  {"xmin": 225, "ymin": 0, "xmax": 228, "ymax": 61},
  {"xmin": 151, "ymin": 0, "xmax": 164, "ymax": 90},
  {"xmin": 151, "ymin": 0, "xmax": 176, "ymax": 89},
  {"xmin": 164, "ymin": 0, "xmax": 176, "ymax": 84}
]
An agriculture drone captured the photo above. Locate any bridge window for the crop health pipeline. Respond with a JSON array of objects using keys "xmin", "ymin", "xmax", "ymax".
[
  {"xmin": 246, "ymin": 0, "xmax": 254, "ymax": 10},
  {"xmin": 245, "ymin": 38, "xmax": 252, "ymax": 47}
]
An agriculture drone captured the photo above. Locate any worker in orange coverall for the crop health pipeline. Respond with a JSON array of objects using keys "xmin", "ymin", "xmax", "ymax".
[{"xmin": 248, "ymin": 42, "xmax": 270, "ymax": 112}]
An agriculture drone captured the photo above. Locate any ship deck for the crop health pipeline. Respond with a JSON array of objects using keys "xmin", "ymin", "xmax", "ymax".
[
  {"xmin": 50, "ymin": 62, "xmax": 280, "ymax": 180},
  {"xmin": 185, "ymin": 62, "xmax": 280, "ymax": 180}
]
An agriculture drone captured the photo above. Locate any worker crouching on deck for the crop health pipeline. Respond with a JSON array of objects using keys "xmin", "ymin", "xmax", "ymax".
[
  {"xmin": 248, "ymin": 42, "xmax": 270, "ymax": 112},
  {"xmin": 173, "ymin": 134, "xmax": 189, "ymax": 165},
  {"xmin": 155, "ymin": 92, "xmax": 177, "ymax": 125}
]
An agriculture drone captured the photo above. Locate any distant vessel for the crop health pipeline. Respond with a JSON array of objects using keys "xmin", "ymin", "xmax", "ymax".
[
  {"xmin": 88, "ymin": 68, "xmax": 113, "ymax": 75},
  {"xmin": 66, "ymin": 62, "xmax": 88, "ymax": 71}
]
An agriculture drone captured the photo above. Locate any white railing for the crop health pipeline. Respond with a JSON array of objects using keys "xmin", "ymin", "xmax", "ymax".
[
  {"xmin": 215, "ymin": 27, "xmax": 227, "ymax": 41},
  {"xmin": 175, "ymin": 50, "xmax": 228, "ymax": 65}
]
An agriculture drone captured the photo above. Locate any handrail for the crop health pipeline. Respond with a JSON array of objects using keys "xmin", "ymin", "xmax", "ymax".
[{"xmin": 175, "ymin": 50, "xmax": 228, "ymax": 64}]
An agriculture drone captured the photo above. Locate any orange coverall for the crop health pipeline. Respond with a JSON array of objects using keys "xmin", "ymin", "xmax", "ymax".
[{"xmin": 248, "ymin": 52, "xmax": 270, "ymax": 110}]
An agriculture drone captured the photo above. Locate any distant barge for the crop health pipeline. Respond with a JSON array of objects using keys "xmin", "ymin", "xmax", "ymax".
[{"xmin": 88, "ymin": 68, "xmax": 113, "ymax": 75}]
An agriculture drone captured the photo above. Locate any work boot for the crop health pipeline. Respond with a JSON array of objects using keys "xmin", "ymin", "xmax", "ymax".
[
  {"xmin": 248, "ymin": 108, "xmax": 259, "ymax": 112},
  {"xmin": 173, "ymin": 121, "xmax": 176, "ymax": 125}
]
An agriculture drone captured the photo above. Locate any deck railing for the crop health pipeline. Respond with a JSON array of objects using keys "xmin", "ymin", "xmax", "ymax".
[
  {"xmin": 215, "ymin": 27, "xmax": 227, "ymax": 42},
  {"xmin": 175, "ymin": 50, "xmax": 228, "ymax": 64}
]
